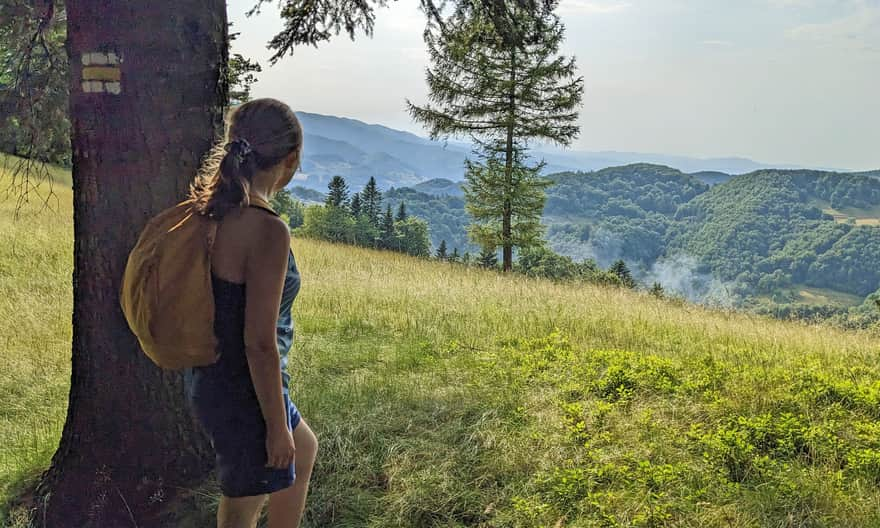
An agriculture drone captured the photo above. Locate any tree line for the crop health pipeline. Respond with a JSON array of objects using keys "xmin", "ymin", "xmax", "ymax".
[
  {"xmin": 272, "ymin": 175, "xmax": 432, "ymax": 257},
  {"xmin": 279, "ymin": 173, "xmax": 648, "ymax": 294}
]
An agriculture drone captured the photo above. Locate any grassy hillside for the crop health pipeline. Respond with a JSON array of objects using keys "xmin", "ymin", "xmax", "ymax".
[{"xmin": 4, "ymin": 179, "xmax": 880, "ymax": 527}]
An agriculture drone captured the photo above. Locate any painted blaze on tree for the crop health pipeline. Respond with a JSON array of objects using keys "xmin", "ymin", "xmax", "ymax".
[{"xmin": 408, "ymin": 0, "xmax": 584, "ymax": 271}]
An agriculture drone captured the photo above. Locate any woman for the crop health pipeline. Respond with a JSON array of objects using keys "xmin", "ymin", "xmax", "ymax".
[{"xmin": 184, "ymin": 97, "xmax": 318, "ymax": 528}]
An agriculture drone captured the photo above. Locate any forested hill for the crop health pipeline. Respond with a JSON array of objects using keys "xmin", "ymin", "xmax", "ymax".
[
  {"xmin": 670, "ymin": 170, "xmax": 880, "ymax": 297},
  {"xmin": 382, "ymin": 163, "xmax": 880, "ymax": 313}
]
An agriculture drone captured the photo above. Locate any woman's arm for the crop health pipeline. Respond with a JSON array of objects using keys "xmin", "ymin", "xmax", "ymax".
[{"xmin": 243, "ymin": 214, "xmax": 295, "ymax": 468}]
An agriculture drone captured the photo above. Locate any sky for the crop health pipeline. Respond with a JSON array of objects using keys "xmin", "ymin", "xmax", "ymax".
[{"xmin": 227, "ymin": 0, "xmax": 880, "ymax": 171}]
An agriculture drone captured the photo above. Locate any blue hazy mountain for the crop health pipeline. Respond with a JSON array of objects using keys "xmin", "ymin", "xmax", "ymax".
[
  {"xmin": 292, "ymin": 112, "xmax": 851, "ymax": 193},
  {"xmin": 295, "ymin": 112, "xmax": 469, "ymax": 191}
]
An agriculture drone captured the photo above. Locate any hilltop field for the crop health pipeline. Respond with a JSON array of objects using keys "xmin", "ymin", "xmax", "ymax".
[{"xmin": 3, "ymin": 165, "xmax": 880, "ymax": 527}]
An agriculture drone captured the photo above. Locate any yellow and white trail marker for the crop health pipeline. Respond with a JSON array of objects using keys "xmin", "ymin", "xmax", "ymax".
[{"xmin": 80, "ymin": 51, "xmax": 122, "ymax": 95}]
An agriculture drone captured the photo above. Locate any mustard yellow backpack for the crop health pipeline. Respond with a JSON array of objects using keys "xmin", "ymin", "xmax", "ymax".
[{"xmin": 120, "ymin": 199, "xmax": 220, "ymax": 370}]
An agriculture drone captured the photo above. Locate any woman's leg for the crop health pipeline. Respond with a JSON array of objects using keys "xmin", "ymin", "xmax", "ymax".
[
  {"xmin": 218, "ymin": 494, "xmax": 267, "ymax": 528},
  {"xmin": 267, "ymin": 418, "xmax": 318, "ymax": 528}
]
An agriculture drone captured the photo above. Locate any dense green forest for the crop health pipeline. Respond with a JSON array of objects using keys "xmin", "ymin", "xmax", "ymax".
[
  {"xmin": 543, "ymin": 164, "xmax": 709, "ymax": 266},
  {"xmin": 375, "ymin": 163, "xmax": 880, "ymax": 321},
  {"xmin": 384, "ymin": 187, "xmax": 475, "ymax": 254},
  {"xmin": 670, "ymin": 170, "xmax": 880, "ymax": 296}
]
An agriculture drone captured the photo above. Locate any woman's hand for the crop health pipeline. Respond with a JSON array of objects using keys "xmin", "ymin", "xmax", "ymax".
[{"xmin": 266, "ymin": 423, "xmax": 296, "ymax": 469}]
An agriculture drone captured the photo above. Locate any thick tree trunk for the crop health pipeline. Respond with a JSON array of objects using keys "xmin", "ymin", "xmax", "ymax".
[{"xmin": 34, "ymin": 3, "xmax": 228, "ymax": 526}]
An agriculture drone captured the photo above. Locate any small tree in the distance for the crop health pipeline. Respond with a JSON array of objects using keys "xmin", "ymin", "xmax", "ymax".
[
  {"xmin": 361, "ymin": 176, "xmax": 382, "ymax": 226},
  {"xmin": 479, "ymin": 246, "xmax": 499, "ymax": 269},
  {"xmin": 380, "ymin": 204, "xmax": 396, "ymax": 249},
  {"xmin": 270, "ymin": 188, "xmax": 305, "ymax": 228},
  {"xmin": 350, "ymin": 191, "xmax": 363, "ymax": 217},
  {"xmin": 326, "ymin": 175, "xmax": 350, "ymax": 208},
  {"xmin": 650, "ymin": 282, "xmax": 665, "ymax": 298},
  {"xmin": 610, "ymin": 259, "xmax": 636, "ymax": 289},
  {"xmin": 436, "ymin": 239, "xmax": 448, "ymax": 260}
]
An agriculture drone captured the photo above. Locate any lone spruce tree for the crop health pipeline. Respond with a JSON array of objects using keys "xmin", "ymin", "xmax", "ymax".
[{"xmin": 408, "ymin": 1, "xmax": 583, "ymax": 271}]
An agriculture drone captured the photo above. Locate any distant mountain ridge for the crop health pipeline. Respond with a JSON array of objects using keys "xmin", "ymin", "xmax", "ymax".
[
  {"xmin": 291, "ymin": 112, "xmax": 858, "ymax": 192},
  {"xmin": 295, "ymin": 112, "xmax": 468, "ymax": 191}
]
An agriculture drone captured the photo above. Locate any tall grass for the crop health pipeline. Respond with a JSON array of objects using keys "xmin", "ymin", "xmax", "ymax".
[
  {"xmin": 0, "ymin": 171, "xmax": 71, "ymax": 518},
  {"xmin": 3, "ymin": 177, "xmax": 880, "ymax": 526}
]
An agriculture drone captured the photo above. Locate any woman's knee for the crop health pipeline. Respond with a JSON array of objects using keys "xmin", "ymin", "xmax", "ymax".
[{"xmin": 294, "ymin": 421, "xmax": 318, "ymax": 465}]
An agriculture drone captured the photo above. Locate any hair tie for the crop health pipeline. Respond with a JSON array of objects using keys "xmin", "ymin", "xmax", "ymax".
[{"xmin": 225, "ymin": 137, "xmax": 254, "ymax": 166}]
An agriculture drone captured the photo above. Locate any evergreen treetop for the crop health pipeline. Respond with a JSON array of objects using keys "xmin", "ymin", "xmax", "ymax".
[{"xmin": 326, "ymin": 175, "xmax": 350, "ymax": 208}]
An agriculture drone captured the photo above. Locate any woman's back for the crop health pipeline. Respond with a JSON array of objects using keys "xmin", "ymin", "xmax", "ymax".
[
  {"xmin": 190, "ymin": 203, "xmax": 301, "ymax": 390},
  {"xmin": 210, "ymin": 205, "xmax": 282, "ymax": 285}
]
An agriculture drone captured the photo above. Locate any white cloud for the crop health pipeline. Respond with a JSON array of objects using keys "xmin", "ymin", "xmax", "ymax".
[
  {"xmin": 558, "ymin": 0, "xmax": 632, "ymax": 15},
  {"xmin": 786, "ymin": 4, "xmax": 880, "ymax": 50}
]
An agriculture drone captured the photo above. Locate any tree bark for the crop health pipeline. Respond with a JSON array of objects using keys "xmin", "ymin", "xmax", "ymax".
[
  {"xmin": 34, "ymin": 2, "xmax": 228, "ymax": 526},
  {"xmin": 502, "ymin": 47, "xmax": 516, "ymax": 272}
]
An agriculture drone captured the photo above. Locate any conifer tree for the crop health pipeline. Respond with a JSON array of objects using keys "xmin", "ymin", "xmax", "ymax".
[
  {"xmin": 610, "ymin": 259, "xmax": 636, "ymax": 289},
  {"xmin": 396, "ymin": 201, "xmax": 408, "ymax": 221},
  {"xmin": 464, "ymin": 158, "xmax": 550, "ymax": 269},
  {"xmin": 381, "ymin": 204, "xmax": 396, "ymax": 249},
  {"xmin": 450, "ymin": 247, "xmax": 460, "ymax": 263},
  {"xmin": 350, "ymin": 191, "xmax": 362, "ymax": 217},
  {"xmin": 408, "ymin": 2, "xmax": 583, "ymax": 271},
  {"xmin": 327, "ymin": 175, "xmax": 350, "ymax": 208},
  {"xmin": 479, "ymin": 246, "xmax": 498, "ymax": 268},
  {"xmin": 436, "ymin": 239, "xmax": 448, "ymax": 260},
  {"xmin": 361, "ymin": 176, "xmax": 383, "ymax": 225},
  {"xmin": 650, "ymin": 282, "xmax": 665, "ymax": 298},
  {"xmin": 261, "ymin": 0, "xmax": 565, "ymax": 63}
]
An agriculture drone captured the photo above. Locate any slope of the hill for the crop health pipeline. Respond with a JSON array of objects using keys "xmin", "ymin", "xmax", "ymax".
[{"xmin": 4, "ymin": 178, "xmax": 880, "ymax": 527}]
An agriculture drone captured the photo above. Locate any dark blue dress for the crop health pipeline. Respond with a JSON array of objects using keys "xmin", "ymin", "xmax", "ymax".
[{"xmin": 184, "ymin": 222, "xmax": 302, "ymax": 498}]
